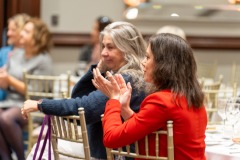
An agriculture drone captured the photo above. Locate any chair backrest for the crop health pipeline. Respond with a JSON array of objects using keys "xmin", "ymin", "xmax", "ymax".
[
  {"xmin": 230, "ymin": 62, "xmax": 240, "ymax": 86},
  {"xmin": 23, "ymin": 71, "xmax": 72, "ymax": 153},
  {"xmin": 202, "ymin": 75, "xmax": 223, "ymax": 108},
  {"xmin": 106, "ymin": 121, "xmax": 174, "ymax": 160},
  {"xmin": 23, "ymin": 71, "xmax": 71, "ymax": 100},
  {"xmin": 202, "ymin": 75, "xmax": 223, "ymax": 90},
  {"xmin": 51, "ymin": 108, "xmax": 91, "ymax": 160},
  {"xmin": 203, "ymin": 82, "xmax": 237, "ymax": 124}
]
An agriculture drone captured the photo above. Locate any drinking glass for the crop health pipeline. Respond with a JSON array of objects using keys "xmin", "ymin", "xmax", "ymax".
[
  {"xmin": 225, "ymin": 98, "xmax": 240, "ymax": 139},
  {"xmin": 217, "ymin": 98, "xmax": 228, "ymax": 125}
]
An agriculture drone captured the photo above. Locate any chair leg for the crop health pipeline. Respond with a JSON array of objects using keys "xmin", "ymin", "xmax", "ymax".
[{"xmin": 106, "ymin": 148, "xmax": 114, "ymax": 160}]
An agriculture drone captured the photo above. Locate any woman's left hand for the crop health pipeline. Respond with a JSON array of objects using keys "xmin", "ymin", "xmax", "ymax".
[{"xmin": 92, "ymin": 68, "xmax": 121, "ymax": 100}]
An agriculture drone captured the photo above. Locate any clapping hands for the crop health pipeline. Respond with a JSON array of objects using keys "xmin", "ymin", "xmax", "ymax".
[{"xmin": 92, "ymin": 68, "xmax": 133, "ymax": 119}]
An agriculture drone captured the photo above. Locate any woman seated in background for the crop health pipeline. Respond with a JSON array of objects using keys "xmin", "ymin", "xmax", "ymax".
[
  {"xmin": 0, "ymin": 17, "xmax": 52, "ymax": 160},
  {"xmin": 0, "ymin": 13, "xmax": 30, "ymax": 103},
  {"xmin": 93, "ymin": 33, "xmax": 207, "ymax": 160},
  {"xmin": 22, "ymin": 21, "xmax": 147, "ymax": 159}
]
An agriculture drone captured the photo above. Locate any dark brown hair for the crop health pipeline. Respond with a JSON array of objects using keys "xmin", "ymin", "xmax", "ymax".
[
  {"xmin": 97, "ymin": 16, "xmax": 112, "ymax": 32},
  {"xmin": 149, "ymin": 33, "xmax": 204, "ymax": 108}
]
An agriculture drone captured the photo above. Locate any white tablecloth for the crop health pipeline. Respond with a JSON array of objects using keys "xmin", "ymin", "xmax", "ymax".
[
  {"xmin": 206, "ymin": 144, "xmax": 240, "ymax": 160},
  {"xmin": 205, "ymin": 125, "xmax": 240, "ymax": 160}
]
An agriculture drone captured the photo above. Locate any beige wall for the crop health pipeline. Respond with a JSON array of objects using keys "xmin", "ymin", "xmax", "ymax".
[
  {"xmin": 194, "ymin": 49, "xmax": 240, "ymax": 84},
  {"xmin": 41, "ymin": 0, "xmax": 239, "ymax": 36},
  {"xmin": 50, "ymin": 47, "xmax": 79, "ymax": 75},
  {"xmin": 42, "ymin": 1, "xmax": 240, "ymax": 86},
  {"xmin": 41, "ymin": 0, "xmax": 125, "ymax": 33}
]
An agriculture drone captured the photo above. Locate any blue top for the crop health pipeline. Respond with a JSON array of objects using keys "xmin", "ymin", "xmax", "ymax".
[
  {"xmin": 0, "ymin": 46, "xmax": 12, "ymax": 67},
  {"xmin": 38, "ymin": 65, "xmax": 146, "ymax": 159},
  {"xmin": 0, "ymin": 46, "xmax": 13, "ymax": 100}
]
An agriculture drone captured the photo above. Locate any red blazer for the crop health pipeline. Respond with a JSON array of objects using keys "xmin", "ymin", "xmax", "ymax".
[{"xmin": 103, "ymin": 90, "xmax": 207, "ymax": 160}]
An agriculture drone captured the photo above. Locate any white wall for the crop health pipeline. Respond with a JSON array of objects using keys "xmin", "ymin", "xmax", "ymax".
[
  {"xmin": 41, "ymin": 0, "xmax": 125, "ymax": 75},
  {"xmin": 41, "ymin": 0, "xmax": 240, "ymax": 86},
  {"xmin": 41, "ymin": 0, "xmax": 125, "ymax": 33},
  {"xmin": 50, "ymin": 47, "xmax": 79, "ymax": 75},
  {"xmin": 127, "ymin": 19, "xmax": 240, "ymax": 37},
  {"xmin": 194, "ymin": 49, "xmax": 240, "ymax": 84},
  {"xmin": 41, "ymin": 0, "xmax": 239, "ymax": 36}
]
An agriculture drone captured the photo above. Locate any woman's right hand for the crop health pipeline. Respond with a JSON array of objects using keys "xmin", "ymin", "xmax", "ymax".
[{"xmin": 21, "ymin": 100, "xmax": 39, "ymax": 119}]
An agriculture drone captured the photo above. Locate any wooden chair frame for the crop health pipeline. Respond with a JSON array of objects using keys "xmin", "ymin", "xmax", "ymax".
[
  {"xmin": 51, "ymin": 108, "xmax": 91, "ymax": 160},
  {"xmin": 106, "ymin": 121, "xmax": 174, "ymax": 160},
  {"xmin": 203, "ymin": 83, "xmax": 237, "ymax": 124},
  {"xmin": 23, "ymin": 71, "xmax": 71, "ymax": 153}
]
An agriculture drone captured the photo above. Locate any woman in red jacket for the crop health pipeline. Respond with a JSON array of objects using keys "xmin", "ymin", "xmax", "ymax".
[{"xmin": 93, "ymin": 33, "xmax": 207, "ymax": 160}]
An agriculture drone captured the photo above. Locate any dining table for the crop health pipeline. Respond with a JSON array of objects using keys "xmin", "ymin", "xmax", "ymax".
[{"xmin": 205, "ymin": 124, "xmax": 240, "ymax": 160}]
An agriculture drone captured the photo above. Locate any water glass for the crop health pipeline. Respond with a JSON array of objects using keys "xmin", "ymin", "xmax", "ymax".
[
  {"xmin": 217, "ymin": 98, "xmax": 228, "ymax": 123},
  {"xmin": 225, "ymin": 99, "xmax": 240, "ymax": 138}
]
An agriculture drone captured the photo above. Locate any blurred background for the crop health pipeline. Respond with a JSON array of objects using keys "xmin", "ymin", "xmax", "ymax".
[{"xmin": 1, "ymin": 0, "xmax": 240, "ymax": 85}]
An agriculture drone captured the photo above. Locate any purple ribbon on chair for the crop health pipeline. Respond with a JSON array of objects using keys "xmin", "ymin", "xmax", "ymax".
[{"xmin": 33, "ymin": 115, "xmax": 52, "ymax": 160}]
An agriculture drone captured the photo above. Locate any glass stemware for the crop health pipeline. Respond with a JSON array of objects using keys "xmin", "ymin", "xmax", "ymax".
[
  {"xmin": 217, "ymin": 98, "xmax": 228, "ymax": 125},
  {"xmin": 225, "ymin": 97, "xmax": 240, "ymax": 141}
]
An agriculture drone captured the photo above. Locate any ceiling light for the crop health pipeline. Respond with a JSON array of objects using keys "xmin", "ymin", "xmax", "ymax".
[
  {"xmin": 152, "ymin": 5, "xmax": 162, "ymax": 9},
  {"xmin": 194, "ymin": 5, "xmax": 204, "ymax": 10},
  {"xmin": 228, "ymin": 0, "xmax": 240, "ymax": 4},
  {"xmin": 171, "ymin": 13, "xmax": 179, "ymax": 17},
  {"xmin": 125, "ymin": 8, "xmax": 139, "ymax": 19}
]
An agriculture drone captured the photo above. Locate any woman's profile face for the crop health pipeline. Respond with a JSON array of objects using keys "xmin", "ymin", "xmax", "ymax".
[
  {"xmin": 7, "ymin": 21, "xmax": 20, "ymax": 46},
  {"xmin": 142, "ymin": 45, "xmax": 155, "ymax": 83},
  {"xmin": 19, "ymin": 22, "xmax": 34, "ymax": 47},
  {"xmin": 101, "ymin": 34, "xmax": 126, "ymax": 72}
]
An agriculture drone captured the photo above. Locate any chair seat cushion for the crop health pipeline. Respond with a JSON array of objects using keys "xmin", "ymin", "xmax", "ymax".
[{"xmin": 26, "ymin": 139, "xmax": 84, "ymax": 159}]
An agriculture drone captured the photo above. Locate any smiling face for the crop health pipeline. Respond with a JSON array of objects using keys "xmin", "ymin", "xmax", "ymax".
[
  {"xmin": 19, "ymin": 22, "xmax": 35, "ymax": 48},
  {"xmin": 142, "ymin": 45, "xmax": 155, "ymax": 83},
  {"xmin": 101, "ymin": 34, "xmax": 126, "ymax": 71},
  {"xmin": 7, "ymin": 21, "xmax": 20, "ymax": 46}
]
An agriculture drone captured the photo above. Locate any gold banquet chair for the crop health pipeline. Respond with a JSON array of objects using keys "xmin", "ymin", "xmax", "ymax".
[
  {"xmin": 202, "ymin": 75, "xmax": 223, "ymax": 108},
  {"xmin": 51, "ymin": 108, "xmax": 91, "ymax": 160},
  {"xmin": 23, "ymin": 71, "xmax": 71, "ymax": 153},
  {"xmin": 202, "ymin": 75, "xmax": 223, "ymax": 124},
  {"xmin": 105, "ymin": 121, "xmax": 174, "ymax": 160},
  {"xmin": 203, "ymin": 82, "xmax": 238, "ymax": 124},
  {"xmin": 202, "ymin": 75, "xmax": 223, "ymax": 90}
]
